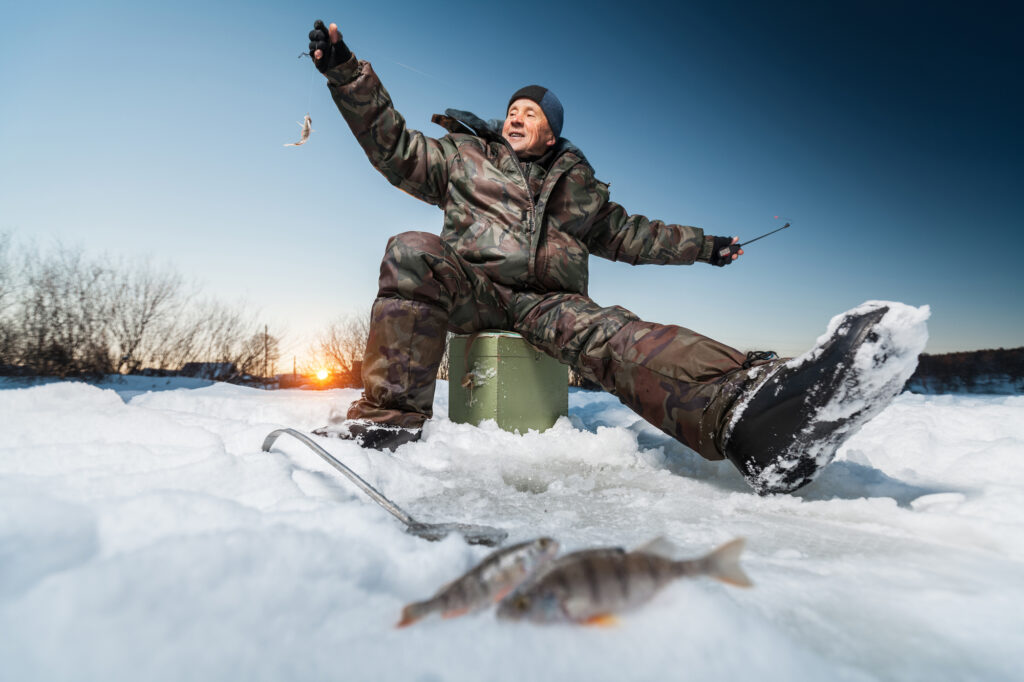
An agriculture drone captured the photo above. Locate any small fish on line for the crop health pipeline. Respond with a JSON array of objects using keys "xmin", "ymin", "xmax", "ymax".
[
  {"xmin": 496, "ymin": 537, "xmax": 752, "ymax": 625},
  {"xmin": 396, "ymin": 537, "xmax": 559, "ymax": 628},
  {"xmin": 284, "ymin": 114, "xmax": 313, "ymax": 147}
]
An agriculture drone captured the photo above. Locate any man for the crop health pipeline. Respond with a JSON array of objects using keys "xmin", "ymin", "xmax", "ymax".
[{"xmin": 305, "ymin": 21, "xmax": 916, "ymax": 495}]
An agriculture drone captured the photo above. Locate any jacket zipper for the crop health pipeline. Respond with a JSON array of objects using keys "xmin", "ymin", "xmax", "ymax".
[{"xmin": 501, "ymin": 138, "xmax": 536, "ymax": 234}]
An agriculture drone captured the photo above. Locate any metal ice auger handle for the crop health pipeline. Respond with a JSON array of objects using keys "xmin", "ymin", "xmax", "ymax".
[
  {"xmin": 262, "ymin": 428, "xmax": 414, "ymax": 525},
  {"xmin": 261, "ymin": 428, "xmax": 508, "ymax": 546}
]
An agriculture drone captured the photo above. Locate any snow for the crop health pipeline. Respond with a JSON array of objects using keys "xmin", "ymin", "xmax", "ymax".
[{"xmin": 2, "ymin": 375, "xmax": 1023, "ymax": 680}]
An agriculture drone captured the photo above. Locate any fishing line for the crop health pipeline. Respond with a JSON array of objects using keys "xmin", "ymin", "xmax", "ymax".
[
  {"xmin": 305, "ymin": 65, "xmax": 315, "ymax": 116},
  {"xmin": 283, "ymin": 54, "xmax": 317, "ymax": 147},
  {"xmin": 295, "ymin": 50, "xmax": 316, "ymax": 116}
]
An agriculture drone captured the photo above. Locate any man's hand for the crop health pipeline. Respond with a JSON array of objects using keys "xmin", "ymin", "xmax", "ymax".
[
  {"xmin": 309, "ymin": 20, "xmax": 351, "ymax": 73},
  {"xmin": 709, "ymin": 236, "xmax": 743, "ymax": 267}
]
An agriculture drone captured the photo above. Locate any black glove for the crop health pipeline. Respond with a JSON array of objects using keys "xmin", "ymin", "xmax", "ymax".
[
  {"xmin": 708, "ymin": 236, "xmax": 740, "ymax": 267},
  {"xmin": 309, "ymin": 20, "xmax": 352, "ymax": 73}
]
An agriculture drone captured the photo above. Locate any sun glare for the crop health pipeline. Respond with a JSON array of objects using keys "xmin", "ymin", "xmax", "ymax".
[{"xmin": 316, "ymin": 369, "xmax": 329, "ymax": 381}]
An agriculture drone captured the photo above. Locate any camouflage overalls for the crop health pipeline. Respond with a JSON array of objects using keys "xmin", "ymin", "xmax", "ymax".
[{"xmin": 324, "ymin": 55, "xmax": 754, "ymax": 461}]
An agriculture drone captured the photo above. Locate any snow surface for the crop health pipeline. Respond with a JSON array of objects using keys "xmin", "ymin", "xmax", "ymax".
[{"xmin": 2, "ymin": 376, "xmax": 1023, "ymax": 681}]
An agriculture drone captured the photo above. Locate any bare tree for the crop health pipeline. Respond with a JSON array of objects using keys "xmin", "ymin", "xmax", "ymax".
[
  {"xmin": 17, "ymin": 244, "xmax": 114, "ymax": 378},
  {"xmin": 199, "ymin": 301, "xmax": 249, "ymax": 365},
  {"xmin": 237, "ymin": 329, "xmax": 281, "ymax": 378},
  {"xmin": 148, "ymin": 298, "xmax": 264, "ymax": 377},
  {"xmin": 310, "ymin": 312, "xmax": 370, "ymax": 376},
  {"xmin": 143, "ymin": 289, "xmax": 209, "ymax": 371},
  {"xmin": 0, "ymin": 232, "xmax": 13, "ymax": 309},
  {"xmin": 1, "ymin": 236, "xmax": 285, "ymax": 381},
  {"xmin": 0, "ymin": 232, "xmax": 16, "ymax": 365},
  {"xmin": 108, "ymin": 261, "xmax": 184, "ymax": 373}
]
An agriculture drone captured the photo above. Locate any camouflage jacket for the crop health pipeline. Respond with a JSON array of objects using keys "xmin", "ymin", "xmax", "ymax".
[{"xmin": 325, "ymin": 55, "xmax": 707, "ymax": 295}]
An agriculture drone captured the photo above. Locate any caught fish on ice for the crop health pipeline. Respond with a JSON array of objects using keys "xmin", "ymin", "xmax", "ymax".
[
  {"xmin": 496, "ymin": 537, "xmax": 752, "ymax": 625},
  {"xmin": 397, "ymin": 537, "xmax": 559, "ymax": 628},
  {"xmin": 284, "ymin": 113, "xmax": 313, "ymax": 146}
]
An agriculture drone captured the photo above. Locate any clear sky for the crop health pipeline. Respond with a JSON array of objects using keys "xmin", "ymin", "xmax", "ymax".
[{"xmin": 1, "ymin": 0, "xmax": 1021, "ymax": 364}]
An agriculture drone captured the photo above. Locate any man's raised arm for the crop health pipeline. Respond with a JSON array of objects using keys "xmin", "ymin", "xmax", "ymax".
[{"xmin": 306, "ymin": 20, "xmax": 452, "ymax": 207}]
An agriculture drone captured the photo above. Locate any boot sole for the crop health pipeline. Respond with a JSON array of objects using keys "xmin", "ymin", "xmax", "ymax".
[{"xmin": 725, "ymin": 303, "xmax": 925, "ymax": 494}]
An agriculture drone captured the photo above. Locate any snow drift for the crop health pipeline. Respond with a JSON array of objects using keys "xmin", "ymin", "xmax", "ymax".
[{"xmin": 1, "ymin": 372, "xmax": 1022, "ymax": 680}]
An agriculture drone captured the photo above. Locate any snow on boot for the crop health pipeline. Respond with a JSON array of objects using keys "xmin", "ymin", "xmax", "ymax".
[
  {"xmin": 721, "ymin": 301, "xmax": 929, "ymax": 495},
  {"xmin": 313, "ymin": 420, "xmax": 422, "ymax": 452}
]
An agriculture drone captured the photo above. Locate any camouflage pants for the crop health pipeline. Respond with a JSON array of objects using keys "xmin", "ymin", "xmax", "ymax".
[{"xmin": 348, "ymin": 231, "xmax": 750, "ymax": 460}]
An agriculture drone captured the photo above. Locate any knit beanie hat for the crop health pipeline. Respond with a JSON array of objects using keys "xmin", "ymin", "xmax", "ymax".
[{"xmin": 507, "ymin": 85, "xmax": 564, "ymax": 139}]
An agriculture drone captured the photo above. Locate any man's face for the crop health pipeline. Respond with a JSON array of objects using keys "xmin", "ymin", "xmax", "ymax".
[{"xmin": 502, "ymin": 98, "xmax": 556, "ymax": 158}]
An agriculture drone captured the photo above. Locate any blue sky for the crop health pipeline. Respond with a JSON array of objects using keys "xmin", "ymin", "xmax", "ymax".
[{"xmin": 1, "ymin": 0, "xmax": 1021, "ymax": 363}]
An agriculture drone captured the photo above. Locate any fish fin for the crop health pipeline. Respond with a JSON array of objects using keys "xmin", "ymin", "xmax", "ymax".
[
  {"xmin": 633, "ymin": 536, "xmax": 678, "ymax": 558},
  {"xmin": 703, "ymin": 538, "xmax": 753, "ymax": 588},
  {"xmin": 441, "ymin": 607, "xmax": 470, "ymax": 619},
  {"xmin": 581, "ymin": 613, "xmax": 619, "ymax": 627},
  {"xmin": 397, "ymin": 599, "xmax": 438, "ymax": 628}
]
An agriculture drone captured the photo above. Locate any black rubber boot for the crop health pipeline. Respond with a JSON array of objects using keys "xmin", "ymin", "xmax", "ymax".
[
  {"xmin": 721, "ymin": 304, "xmax": 905, "ymax": 495},
  {"xmin": 313, "ymin": 420, "xmax": 422, "ymax": 452}
]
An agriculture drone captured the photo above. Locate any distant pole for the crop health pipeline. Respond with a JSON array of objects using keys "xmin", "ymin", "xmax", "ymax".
[
  {"xmin": 293, "ymin": 356, "xmax": 296, "ymax": 377},
  {"xmin": 264, "ymin": 324, "xmax": 269, "ymax": 389}
]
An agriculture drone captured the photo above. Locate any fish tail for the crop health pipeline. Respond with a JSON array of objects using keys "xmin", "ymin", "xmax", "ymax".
[
  {"xmin": 395, "ymin": 601, "xmax": 430, "ymax": 628},
  {"xmin": 698, "ymin": 538, "xmax": 753, "ymax": 587}
]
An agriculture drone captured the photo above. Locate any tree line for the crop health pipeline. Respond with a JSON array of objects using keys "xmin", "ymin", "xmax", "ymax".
[
  {"xmin": 0, "ymin": 232, "xmax": 632, "ymax": 389},
  {"xmin": 0, "ymin": 234, "xmax": 279, "ymax": 380},
  {"xmin": 907, "ymin": 347, "xmax": 1024, "ymax": 393}
]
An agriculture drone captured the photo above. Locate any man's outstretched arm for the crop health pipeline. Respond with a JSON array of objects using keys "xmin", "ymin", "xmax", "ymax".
[
  {"xmin": 308, "ymin": 21, "xmax": 452, "ymax": 207},
  {"xmin": 572, "ymin": 168, "xmax": 743, "ymax": 267}
]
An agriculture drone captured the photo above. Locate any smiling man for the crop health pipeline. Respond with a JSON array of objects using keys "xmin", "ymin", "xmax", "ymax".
[
  {"xmin": 502, "ymin": 88, "xmax": 561, "ymax": 159},
  {"xmin": 304, "ymin": 21, "xmax": 916, "ymax": 495}
]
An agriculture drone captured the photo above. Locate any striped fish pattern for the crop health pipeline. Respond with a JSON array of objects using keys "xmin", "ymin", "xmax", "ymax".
[
  {"xmin": 496, "ymin": 538, "xmax": 752, "ymax": 625},
  {"xmin": 397, "ymin": 537, "xmax": 559, "ymax": 627}
]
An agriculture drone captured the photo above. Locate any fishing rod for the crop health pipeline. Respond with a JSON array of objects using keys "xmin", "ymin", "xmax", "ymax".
[{"xmin": 718, "ymin": 222, "xmax": 792, "ymax": 259}]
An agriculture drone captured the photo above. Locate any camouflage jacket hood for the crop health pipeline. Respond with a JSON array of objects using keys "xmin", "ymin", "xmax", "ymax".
[{"xmin": 325, "ymin": 56, "xmax": 707, "ymax": 295}]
